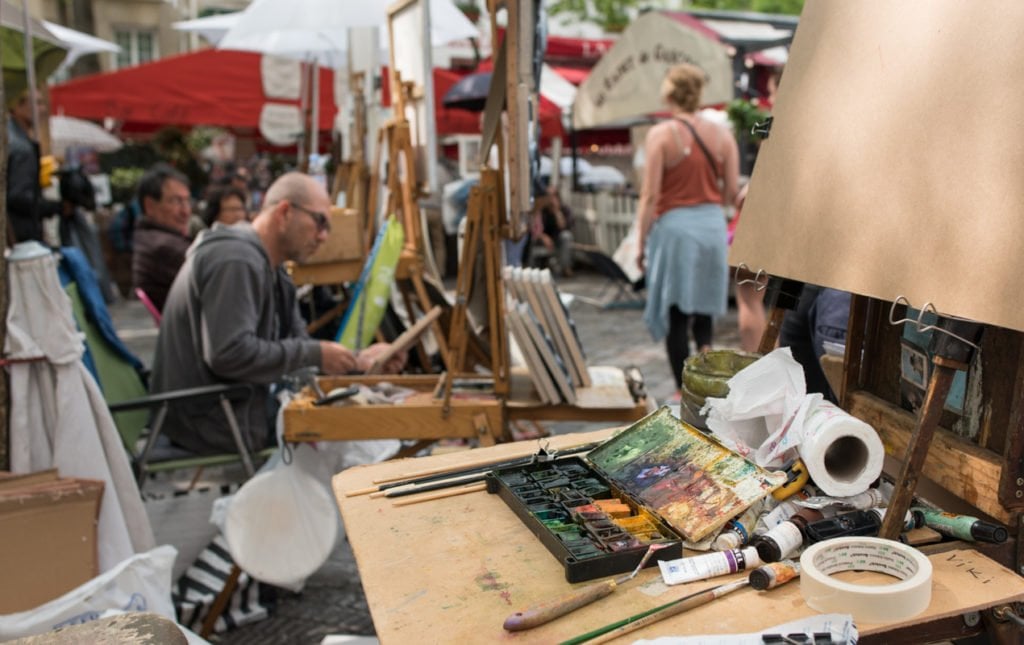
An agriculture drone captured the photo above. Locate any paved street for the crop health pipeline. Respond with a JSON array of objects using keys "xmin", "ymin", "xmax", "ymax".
[{"xmin": 110, "ymin": 270, "xmax": 741, "ymax": 644}]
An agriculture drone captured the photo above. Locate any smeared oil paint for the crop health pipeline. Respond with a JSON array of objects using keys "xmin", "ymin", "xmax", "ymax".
[
  {"xmin": 475, "ymin": 570, "xmax": 510, "ymax": 593},
  {"xmin": 588, "ymin": 407, "xmax": 786, "ymax": 542}
]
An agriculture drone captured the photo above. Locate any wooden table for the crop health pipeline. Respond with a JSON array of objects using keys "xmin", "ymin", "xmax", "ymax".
[{"xmin": 332, "ymin": 429, "xmax": 1024, "ymax": 644}]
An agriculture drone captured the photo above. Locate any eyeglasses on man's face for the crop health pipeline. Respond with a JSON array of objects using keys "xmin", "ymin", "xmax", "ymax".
[{"xmin": 290, "ymin": 202, "xmax": 331, "ymax": 233}]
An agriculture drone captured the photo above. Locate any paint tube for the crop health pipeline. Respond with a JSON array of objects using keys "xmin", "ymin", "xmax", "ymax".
[
  {"xmin": 748, "ymin": 560, "xmax": 801, "ymax": 591},
  {"xmin": 712, "ymin": 500, "xmax": 765, "ymax": 551},
  {"xmin": 914, "ymin": 508, "xmax": 1008, "ymax": 544},
  {"xmin": 754, "ymin": 487, "xmax": 816, "ymax": 536},
  {"xmin": 658, "ymin": 547, "xmax": 762, "ymax": 585},
  {"xmin": 795, "ymin": 487, "xmax": 886, "ymax": 511}
]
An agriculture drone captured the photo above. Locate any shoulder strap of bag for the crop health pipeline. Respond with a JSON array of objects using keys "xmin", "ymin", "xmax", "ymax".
[{"xmin": 676, "ymin": 118, "xmax": 720, "ymax": 180}]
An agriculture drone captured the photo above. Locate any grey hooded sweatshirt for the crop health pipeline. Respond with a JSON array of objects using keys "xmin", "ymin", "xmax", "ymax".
[{"xmin": 150, "ymin": 223, "xmax": 321, "ymax": 455}]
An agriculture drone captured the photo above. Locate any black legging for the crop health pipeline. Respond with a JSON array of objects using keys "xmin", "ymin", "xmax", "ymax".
[{"xmin": 667, "ymin": 305, "xmax": 713, "ymax": 389}]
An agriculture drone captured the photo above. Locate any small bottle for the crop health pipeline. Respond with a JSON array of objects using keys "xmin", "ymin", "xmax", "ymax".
[
  {"xmin": 754, "ymin": 508, "xmax": 823, "ymax": 562},
  {"xmin": 713, "ymin": 501, "xmax": 764, "ymax": 551},
  {"xmin": 748, "ymin": 559, "xmax": 801, "ymax": 591}
]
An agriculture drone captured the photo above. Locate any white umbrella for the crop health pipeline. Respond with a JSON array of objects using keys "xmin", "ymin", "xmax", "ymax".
[
  {"xmin": 49, "ymin": 115, "xmax": 123, "ymax": 158},
  {"xmin": 214, "ymin": 0, "xmax": 478, "ymax": 65},
  {"xmin": 43, "ymin": 20, "xmax": 120, "ymax": 75},
  {"xmin": 171, "ymin": 12, "xmax": 240, "ymax": 46},
  {"xmin": 6, "ymin": 246, "xmax": 154, "ymax": 573}
]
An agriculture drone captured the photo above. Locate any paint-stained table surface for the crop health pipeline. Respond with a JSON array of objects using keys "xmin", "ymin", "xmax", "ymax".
[{"xmin": 332, "ymin": 430, "xmax": 1024, "ymax": 643}]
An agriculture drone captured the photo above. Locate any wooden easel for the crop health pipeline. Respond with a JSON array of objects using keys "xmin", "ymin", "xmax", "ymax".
[
  {"xmin": 361, "ymin": 74, "xmax": 450, "ymax": 371},
  {"xmin": 331, "ymin": 71, "xmax": 370, "ymax": 225},
  {"xmin": 441, "ymin": 169, "xmax": 511, "ymax": 413}
]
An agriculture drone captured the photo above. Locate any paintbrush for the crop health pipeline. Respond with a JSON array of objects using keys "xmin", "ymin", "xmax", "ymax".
[
  {"xmin": 503, "ymin": 544, "xmax": 670, "ymax": 632},
  {"xmin": 559, "ymin": 579, "xmax": 748, "ymax": 645},
  {"xmin": 347, "ymin": 442, "xmax": 600, "ymax": 496}
]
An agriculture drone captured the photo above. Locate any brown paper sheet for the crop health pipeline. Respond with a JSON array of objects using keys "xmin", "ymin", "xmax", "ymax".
[{"xmin": 730, "ymin": 0, "xmax": 1024, "ymax": 332}]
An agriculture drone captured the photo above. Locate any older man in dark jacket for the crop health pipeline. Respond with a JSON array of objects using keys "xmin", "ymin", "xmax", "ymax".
[{"xmin": 131, "ymin": 163, "xmax": 193, "ymax": 311}]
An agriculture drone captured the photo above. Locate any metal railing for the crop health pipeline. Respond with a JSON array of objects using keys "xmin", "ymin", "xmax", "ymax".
[{"xmin": 564, "ymin": 190, "xmax": 637, "ymax": 257}]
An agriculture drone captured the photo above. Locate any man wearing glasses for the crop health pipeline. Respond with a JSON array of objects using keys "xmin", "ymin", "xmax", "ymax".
[
  {"xmin": 150, "ymin": 172, "xmax": 405, "ymax": 456},
  {"xmin": 132, "ymin": 163, "xmax": 194, "ymax": 312}
]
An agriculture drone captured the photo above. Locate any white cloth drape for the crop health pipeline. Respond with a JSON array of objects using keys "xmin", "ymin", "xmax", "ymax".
[{"xmin": 6, "ymin": 251, "xmax": 155, "ymax": 572}]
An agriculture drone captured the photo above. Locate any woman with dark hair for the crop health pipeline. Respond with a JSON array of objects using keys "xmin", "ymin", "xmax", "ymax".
[
  {"xmin": 636, "ymin": 63, "xmax": 740, "ymax": 393},
  {"xmin": 203, "ymin": 185, "xmax": 249, "ymax": 228}
]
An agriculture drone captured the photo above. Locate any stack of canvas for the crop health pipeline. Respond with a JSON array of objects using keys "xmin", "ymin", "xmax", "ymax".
[{"xmin": 504, "ymin": 267, "xmax": 590, "ymax": 405}]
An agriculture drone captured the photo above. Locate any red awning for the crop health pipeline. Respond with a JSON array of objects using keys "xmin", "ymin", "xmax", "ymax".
[
  {"xmin": 50, "ymin": 49, "xmax": 337, "ymax": 132},
  {"xmin": 550, "ymin": 66, "xmax": 590, "ymax": 86}
]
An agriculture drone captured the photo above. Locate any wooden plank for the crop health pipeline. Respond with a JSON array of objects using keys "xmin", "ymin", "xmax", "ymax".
[
  {"xmin": 283, "ymin": 395, "xmax": 503, "ymax": 444},
  {"xmin": 846, "ymin": 390, "xmax": 1006, "ymax": 523},
  {"xmin": 333, "ymin": 431, "xmax": 1024, "ymax": 644},
  {"xmin": 365, "ymin": 306, "xmax": 442, "ymax": 375}
]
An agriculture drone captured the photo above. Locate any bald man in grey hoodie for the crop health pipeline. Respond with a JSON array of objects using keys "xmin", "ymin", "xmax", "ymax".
[{"xmin": 151, "ymin": 172, "xmax": 404, "ymax": 455}]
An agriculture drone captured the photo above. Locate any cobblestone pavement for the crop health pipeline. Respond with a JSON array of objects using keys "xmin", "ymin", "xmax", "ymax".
[{"xmin": 110, "ymin": 270, "xmax": 741, "ymax": 645}]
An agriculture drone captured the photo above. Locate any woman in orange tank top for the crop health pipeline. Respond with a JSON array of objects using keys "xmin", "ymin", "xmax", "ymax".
[{"xmin": 635, "ymin": 64, "xmax": 739, "ymax": 394}]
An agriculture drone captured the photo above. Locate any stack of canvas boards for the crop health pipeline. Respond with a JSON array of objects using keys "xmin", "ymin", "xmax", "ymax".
[{"xmin": 504, "ymin": 267, "xmax": 594, "ymax": 405}]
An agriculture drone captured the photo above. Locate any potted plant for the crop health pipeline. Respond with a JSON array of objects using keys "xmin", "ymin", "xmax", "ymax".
[{"xmin": 457, "ymin": 1, "xmax": 480, "ymax": 23}]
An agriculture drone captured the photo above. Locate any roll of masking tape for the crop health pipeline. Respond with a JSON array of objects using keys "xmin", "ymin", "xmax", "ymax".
[{"xmin": 800, "ymin": 537, "xmax": 932, "ymax": 623}]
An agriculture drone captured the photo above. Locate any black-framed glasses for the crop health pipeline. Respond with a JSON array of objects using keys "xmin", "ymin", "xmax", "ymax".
[{"xmin": 290, "ymin": 203, "xmax": 331, "ymax": 233}]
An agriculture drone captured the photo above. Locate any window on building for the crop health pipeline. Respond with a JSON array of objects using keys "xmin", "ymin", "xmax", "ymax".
[{"xmin": 113, "ymin": 29, "xmax": 158, "ymax": 68}]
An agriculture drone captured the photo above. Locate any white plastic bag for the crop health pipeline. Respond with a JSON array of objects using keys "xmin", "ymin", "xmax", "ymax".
[
  {"xmin": 702, "ymin": 347, "xmax": 807, "ymax": 466},
  {"xmin": 0, "ymin": 545, "xmax": 177, "ymax": 640},
  {"xmin": 224, "ymin": 444, "xmax": 339, "ymax": 591},
  {"xmin": 612, "ymin": 220, "xmax": 643, "ymax": 285}
]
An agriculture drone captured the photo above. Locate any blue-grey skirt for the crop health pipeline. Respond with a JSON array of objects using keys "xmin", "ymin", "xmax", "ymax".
[{"xmin": 642, "ymin": 204, "xmax": 728, "ymax": 341}]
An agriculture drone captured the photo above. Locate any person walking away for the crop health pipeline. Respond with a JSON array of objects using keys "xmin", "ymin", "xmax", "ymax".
[{"xmin": 635, "ymin": 64, "xmax": 739, "ymax": 393}]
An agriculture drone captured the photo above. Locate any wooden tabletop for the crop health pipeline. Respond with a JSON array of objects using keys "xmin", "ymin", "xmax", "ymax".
[{"xmin": 332, "ymin": 430, "xmax": 1024, "ymax": 644}]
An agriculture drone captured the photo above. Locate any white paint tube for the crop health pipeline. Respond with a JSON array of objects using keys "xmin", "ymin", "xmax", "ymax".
[{"xmin": 658, "ymin": 547, "xmax": 762, "ymax": 586}]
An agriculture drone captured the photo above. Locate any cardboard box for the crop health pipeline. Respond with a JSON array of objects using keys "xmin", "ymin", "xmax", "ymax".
[
  {"xmin": 0, "ymin": 473, "xmax": 104, "ymax": 614},
  {"xmin": 303, "ymin": 206, "xmax": 364, "ymax": 264}
]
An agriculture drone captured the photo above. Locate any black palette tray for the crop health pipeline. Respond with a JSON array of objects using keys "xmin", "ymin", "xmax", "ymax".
[{"xmin": 485, "ymin": 457, "xmax": 682, "ymax": 582}]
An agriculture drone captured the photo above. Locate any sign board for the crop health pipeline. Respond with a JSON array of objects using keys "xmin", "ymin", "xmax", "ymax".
[{"xmin": 573, "ymin": 11, "xmax": 732, "ymax": 129}]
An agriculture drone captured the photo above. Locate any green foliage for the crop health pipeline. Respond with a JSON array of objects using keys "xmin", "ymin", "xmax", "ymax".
[
  {"xmin": 688, "ymin": 0, "xmax": 804, "ymax": 15},
  {"xmin": 109, "ymin": 167, "xmax": 145, "ymax": 204},
  {"xmin": 726, "ymin": 98, "xmax": 770, "ymax": 142},
  {"xmin": 548, "ymin": 0, "xmax": 640, "ymax": 31}
]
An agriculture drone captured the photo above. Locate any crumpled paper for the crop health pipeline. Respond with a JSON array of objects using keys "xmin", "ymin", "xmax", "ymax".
[{"xmin": 701, "ymin": 347, "xmax": 810, "ymax": 467}]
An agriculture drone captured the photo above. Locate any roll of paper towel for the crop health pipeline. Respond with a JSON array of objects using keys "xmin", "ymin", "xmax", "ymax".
[{"xmin": 797, "ymin": 399, "xmax": 884, "ymax": 497}]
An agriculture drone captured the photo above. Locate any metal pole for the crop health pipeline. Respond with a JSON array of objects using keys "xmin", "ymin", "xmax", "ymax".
[
  {"xmin": 21, "ymin": 0, "xmax": 39, "ymax": 133},
  {"xmin": 311, "ymin": 58, "xmax": 320, "ymax": 158},
  {"xmin": 421, "ymin": 0, "xmax": 439, "ymax": 195}
]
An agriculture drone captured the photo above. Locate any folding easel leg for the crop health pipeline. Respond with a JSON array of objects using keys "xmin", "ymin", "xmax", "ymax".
[
  {"xmin": 220, "ymin": 396, "xmax": 255, "ymax": 478},
  {"xmin": 199, "ymin": 564, "xmax": 241, "ymax": 639}
]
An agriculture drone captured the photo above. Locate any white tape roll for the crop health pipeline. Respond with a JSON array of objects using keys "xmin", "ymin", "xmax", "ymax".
[{"xmin": 800, "ymin": 537, "xmax": 932, "ymax": 623}]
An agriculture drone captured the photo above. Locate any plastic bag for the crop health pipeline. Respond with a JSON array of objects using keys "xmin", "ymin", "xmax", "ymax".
[
  {"xmin": 0, "ymin": 545, "xmax": 177, "ymax": 640},
  {"xmin": 223, "ymin": 444, "xmax": 339, "ymax": 592}
]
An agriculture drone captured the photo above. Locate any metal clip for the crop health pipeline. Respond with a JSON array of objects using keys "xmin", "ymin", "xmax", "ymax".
[
  {"xmin": 736, "ymin": 263, "xmax": 769, "ymax": 292},
  {"xmin": 887, "ymin": 296, "xmax": 981, "ymax": 352},
  {"xmin": 751, "ymin": 116, "xmax": 773, "ymax": 138}
]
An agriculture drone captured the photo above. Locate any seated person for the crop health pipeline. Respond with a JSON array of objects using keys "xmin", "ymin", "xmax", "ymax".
[
  {"xmin": 150, "ymin": 172, "xmax": 406, "ymax": 456},
  {"xmin": 203, "ymin": 185, "xmax": 250, "ymax": 228},
  {"xmin": 131, "ymin": 163, "xmax": 193, "ymax": 311},
  {"xmin": 528, "ymin": 186, "xmax": 575, "ymax": 277}
]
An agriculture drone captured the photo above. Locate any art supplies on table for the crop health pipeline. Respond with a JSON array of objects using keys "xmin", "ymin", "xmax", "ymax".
[{"xmin": 486, "ymin": 407, "xmax": 786, "ymax": 582}]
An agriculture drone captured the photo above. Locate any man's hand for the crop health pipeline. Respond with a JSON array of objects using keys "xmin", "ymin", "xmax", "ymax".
[
  {"xmin": 356, "ymin": 342, "xmax": 408, "ymax": 374},
  {"xmin": 319, "ymin": 341, "xmax": 359, "ymax": 374}
]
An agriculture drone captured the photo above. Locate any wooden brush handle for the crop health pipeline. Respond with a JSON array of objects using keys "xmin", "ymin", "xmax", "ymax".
[{"xmin": 503, "ymin": 579, "xmax": 617, "ymax": 632}]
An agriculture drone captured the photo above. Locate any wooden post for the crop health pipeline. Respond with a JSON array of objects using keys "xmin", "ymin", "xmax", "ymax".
[
  {"xmin": 0, "ymin": 43, "xmax": 8, "ymax": 470},
  {"xmin": 879, "ymin": 316, "xmax": 983, "ymax": 540}
]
